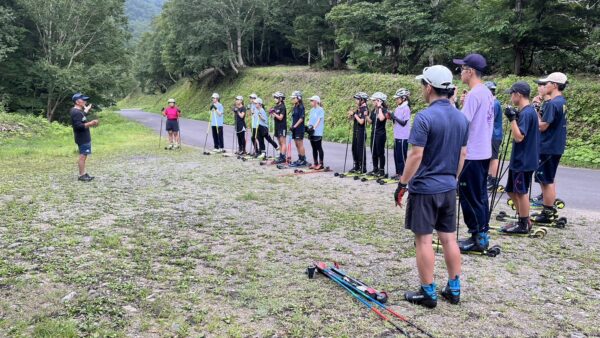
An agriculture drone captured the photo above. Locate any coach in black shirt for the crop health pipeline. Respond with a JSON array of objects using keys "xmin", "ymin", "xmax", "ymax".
[{"xmin": 70, "ymin": 93, "xmax": 99, "ymax": 182}]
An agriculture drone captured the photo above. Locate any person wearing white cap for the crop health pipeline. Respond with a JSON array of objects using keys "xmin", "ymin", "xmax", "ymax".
[
  {"xmin": 248, "ymin": 93, "xmax": 259, "ymax": 156},
  {"xmin": 532, "ymin": 72, "xmax": 568, "ymax": 224},
  {"xmin": 162, "ymin": 98, "xmax": 181, "ymax": 150},
  {"xmin": 307, "ymin": 96, "xmax": 325, "ymax": 170},
  {"xmin": 366, "ymin": 91, "xmax": 389, "ymax": 178},
  {"xmin": 255, "ymin": 97, "xmax": 278, "ymax": 159},
  {"xmin": 289, "ymin": 91, "xmax": 308, "ymax": 167},
  {"xmin": 233, "ymin": 95, "xmax": 247, "ymax": 155},
  {"xmin": 210, "ymin": 93, "xmax": 225, "ymax": 152},
  {"xmin": 391, "ymin": 89, "xmax": 412, "ymax": 180},
  {"xmin": 395, "ymin": 65, "xmax": 468, "ymax": 309}
]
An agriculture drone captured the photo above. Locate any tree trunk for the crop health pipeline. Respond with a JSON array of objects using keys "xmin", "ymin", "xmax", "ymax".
[
  {"xmin": 236, "ymin": 27, "xmax": 245, "ymax": 67},
  {"xmin": 46, "ymin": 97, "xmax": 54, "ymax": 122},
  {"xmin": 333, "ymin": 51, "xmax": 342, "ymax": 69},
  {"xmin": 513, "ymin": 46, "xmax": 523, "ymax": 75},
  {"xmin": 307, "ymin": 46, "xmax": 311, "ymax": 66}
]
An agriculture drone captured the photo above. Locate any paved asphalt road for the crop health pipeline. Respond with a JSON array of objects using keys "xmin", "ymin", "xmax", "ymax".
[{"xmin": 120, "ymin": 109, "xmax": 598, "ymax": 212}]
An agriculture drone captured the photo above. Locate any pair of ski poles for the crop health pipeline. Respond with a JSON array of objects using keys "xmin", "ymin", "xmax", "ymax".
[
  {"xmin": 158, "ymin": 115, "xmax": 182, "ymax": 149},
  {"xmin": 315, "ymin": 262, "xmax": 434, "ymax": 338}
]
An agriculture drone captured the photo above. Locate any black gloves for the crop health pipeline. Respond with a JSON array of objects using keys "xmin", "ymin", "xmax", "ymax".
[
  {"xmin": 504, "ymin": 106, "xmax": 519, "ymax": 122},
  {"xmin": 394, "ymin": 182, "xmax": 408, "ymax": 207}
]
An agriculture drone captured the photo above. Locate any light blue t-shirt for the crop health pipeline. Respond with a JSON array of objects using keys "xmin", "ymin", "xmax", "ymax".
[
  {"xmin": 308, "ymin": 107, "xmax": 325, "ymax": 137},
  {"xmin": 258, "ymin": 108, "xmax": 268, "ymax": 127},
  {"xmin": 211, "ymin": 102, "xmax": 224, "ymax": 127},
  {"xmin": 250, "ymin": 105, "xmax": 259, "ymax": 128}
]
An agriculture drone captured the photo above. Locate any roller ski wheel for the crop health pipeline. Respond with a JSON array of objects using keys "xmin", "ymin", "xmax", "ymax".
[
  {"xmin": 496, "ymin": 185, "xmax": 505, "ymax": 193},
  {"xmin": 334, "ymin": 172, "xmax": 340, "ymax": 177},
  {"xmin": 555, "ymin": 198, "xmax": 566, "ymax": 209},
  {"xmin": 507, "ymin": 198, "xmax": 516, "ymax": 210},
  {"xmin": 433, "ymin": 242, "xmax": 501, "ymax": 257}
]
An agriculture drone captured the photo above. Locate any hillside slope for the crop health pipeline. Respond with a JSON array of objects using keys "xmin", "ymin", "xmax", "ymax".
[
  {"xmin": 126, "ymin": 0, "xmax": 165, "ymax": 42},
  {"xmin": 119, "ymin": 66, "xmax": 600, "ymax": 167}
]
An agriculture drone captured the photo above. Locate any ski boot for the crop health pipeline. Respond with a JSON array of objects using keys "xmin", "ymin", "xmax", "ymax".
[
  {"xmin": 366, "ymin": 170, "xmax": 378, "ymax": 176},
  {"xmin": 441, "ymin": 276, "xmax": 460, "ymax": 304},
  {"xmin": 274, "ymin": 154, "xmax": 286, "ymax": 164},
  {"xmin": 257, "ymin": 152, "xmax": 266, "ymax": 160},
  {"xmin": 376, "ymin": 168, "xmax": 386, "ymax": 178},
  {"xmin": 531, "ymin": 206, "xmax": 558, "ymax": 224},
  {"xmin": 459, "ymin": 232, "xmax": 489, "ymax": 253},
  {"xmin": 165, "ymin": 144, "xmax": 174, "ymax": 150},
  {"xmin": 499, "ymin": 217, "xmax": 531, "ymax": 234},
  {"xmin": 405, "ymin": 283, "xmax": 437, "ymax": 309}
]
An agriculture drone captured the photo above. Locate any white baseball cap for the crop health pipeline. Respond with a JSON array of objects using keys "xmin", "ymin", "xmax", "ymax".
[
  {"xmin": 255, "ymin": 97, "xmax": 263, "ymax": 105},
  {"xmin": 249, "ymin": 93, "xmax": 257, "ymax": 99},
  {"xmin": 235, "ymin": 95, "xmax": 243, "ymax": 100},
  {"xmin": 536, "ymin": 72, "xmax": 568, "ymax": 85},
  {"xmin": 211, "ymin": 93, "xmax": 220, "ymax": 99},
  {"xmin": 415, "ymin": 65, "xmax": 454, "ymax": 89},
  {"xmin": 309, "ymin": 95, "xmax": 321, "ymax": 103}
]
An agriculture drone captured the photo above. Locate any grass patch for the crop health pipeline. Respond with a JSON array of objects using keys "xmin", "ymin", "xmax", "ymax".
[{"xmin": 32, "ymin": 319, "xmax": 78, "ymax": 338}]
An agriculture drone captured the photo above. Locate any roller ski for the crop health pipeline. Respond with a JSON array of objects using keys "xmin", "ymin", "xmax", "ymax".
[
  {"xmin": 497, "ymin": 209, "xmax": 567, "ymax": 229},
  {"xmin": 359, "ymin": 169, "xmax": 386, "ymax": 182},
  {"xmin": 489, "ymin": 220, "xmax": 549, "ymax": 238},
  {"xmin": 293, "ymin": 166, "xmax": 331, "ymax": 175},
  {"xmin": 431, "ymin": 240, "xmax": 501, "ymax": 257},
  {"xmin": 377, "ymin": 176, "xmax": 399, "ymax": 185},
  {"xmin": 507, "ymin": 197, "xmax": 565, "ymax": 210},
  {"xmin": 335, "ymin": 166, "xmax": 365, "ymax": 178}
]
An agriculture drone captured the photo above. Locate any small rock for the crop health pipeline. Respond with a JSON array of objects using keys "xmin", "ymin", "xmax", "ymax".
[
  {"xmin": 8, "ymin": 242, "xmax": 20, "ymax": 249},
  {"xmin": 171, "ymin": 323, "xmax": 180, "ymax": 331},
  {"xmin": 46, "ymin": 246, "xmax": 55, "ymax": 252},
  {"xmin": 62, "ymin": 291, "xmax": 77, "ymax": 303},
  {"xmin": 83, "ymin": 236, "xmax": 93, "ymax": 244},
  {"xmin": 553, "ymin": 314, "xmax": 565, "ymax": 321},
  {"xmin": 123, "ymin": 305, "xmax": 138, "ymax": 313},
  {"xmin": 570, "ymin": 333, "xmax": 586, "ymax": 338}
]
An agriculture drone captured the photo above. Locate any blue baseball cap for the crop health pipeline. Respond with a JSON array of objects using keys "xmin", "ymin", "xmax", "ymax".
[
  {"xmin": 504, "ymin": 81, "xmax": 531, "ymax": 97},
  {"xmin": 72, "ymin": 93, "xmax": 90, "ymax": 102},
  {"xmin": 453, "ymin": 53, "xmax": 487, "ymax": 72}
]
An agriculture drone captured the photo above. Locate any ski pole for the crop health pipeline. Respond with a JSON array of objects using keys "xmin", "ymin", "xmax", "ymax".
[
  {"xmin": 231, "ymin": 108, "xmax": 236, "ymax": 154},
  {"xmin": 202, "ymin": 120, "xmax": 211, "ymax": 155},
  {"xmin": 316, "ymin": 264, "xmax": 411, "ymax": 337},
  {"xmin": 342, "ymin": 121, "xmax": 351, "ymax": 173},
  {"xmin": 158, "ymin": 115, "xmax": 164, "ymax": 149},
  {"xmin": 177, "ymin": 118, "xmax": 182, "ymax": 147}
]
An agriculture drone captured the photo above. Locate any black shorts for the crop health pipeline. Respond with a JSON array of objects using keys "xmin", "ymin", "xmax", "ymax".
[
  {"xmin": 491, "ymin": 139, "xmax": 502, "ymax": 160},
  {"xmin": 275, "ymin": 127, "xmax": 287, "ymax": 138},
  {"xmin": 405, "ymin": 190, "xmax": 456, "ymax": 235},
  {"xmin": 292, "ymin": 129, "xmax": 304, "ymax": 140},
  {"xmin": 505, "ymin": 170, "xmax": 533, "ymax": 194},
  {"xmin": 535, "ymin": 154, "xmax": 561, "ymax": 184},
  {"xmin": 166, "ymin": 119, "xmax": 179, "ymax": 132}
]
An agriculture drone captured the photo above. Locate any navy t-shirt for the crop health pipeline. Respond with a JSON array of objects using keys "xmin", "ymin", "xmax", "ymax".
[
  {"xmin": 492, "ymin": 99, "xmax": 503, "ymax": 141},
  {"xmin": 510, "ymin": 105, "xmax": 540, "ymax": 172},
  {"xmin": 540, "ymin": 96, "xmax": 567, "ymax": 155},
  {"xmin": 292, "ymin": 104, "xmax": 305, "ymax": 133},
  {"xmin": 234, "ymin": 106, "xmax": 246, "ymax": 132},
  {"xmin": 273, "ymin": 103, "xmax": 287, "ymax": 130},
  {"xmin": 70, "ymin": 107, "xmax": 91, "ymax": 145},
  {"xmin": 408, "ymin": 99, "xmax": 469, "ymax": 194}
]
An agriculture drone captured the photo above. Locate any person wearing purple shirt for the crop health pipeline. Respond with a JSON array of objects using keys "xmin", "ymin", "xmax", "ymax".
[
  {"xmin": 391, "ymin": 88, "xmax": 412, "ymax": 179},
  {"xmin": 453, "ymin": 53, "xmax": 494, "ymax": 253}
]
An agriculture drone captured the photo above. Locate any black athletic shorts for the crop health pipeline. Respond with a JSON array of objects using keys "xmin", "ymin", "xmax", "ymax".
[
  {"xmin": 275, "ymin": 127, "xmax": 287, "ymax": 138},
  {"xmin": 491, "ymin": 139, "xmax": 502, "ymax": 160},
  {"xmin": 535, "ymin": 154, "xmax": 561, "ymax": 184},
  {"xmin": 405, "ymin": 190, "xmax": 456, "ymax": 235},
  {"xmin": 309, "ymin": 135, "xmax": 322, "ymax": 142},
  {"xmin": 292, "ymin": 129, "xmax": 304, "ymax": 140},
  {"xmin": 505, "ymin": 170, "xmax": 533, "ymax": 194},
  {"xmin": 166, "ymin": 119, "xmax": 179, "ymax": 132}
]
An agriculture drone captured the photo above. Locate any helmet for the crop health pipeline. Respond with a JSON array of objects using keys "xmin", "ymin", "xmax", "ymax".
[
  {"xmin": 273, "ymin": 91, "xmax": 285, "ymax": 99},
  {"xmin": 370, "ymin": 92, "xmax": 387, "ymax": 102},
  {"xmin": 211, "ymin": 93, "xmax": 220, "ymax": 99},
  {"xmin": 290, "ymin": 91, "xmax": 303, "ymax": 100},
  {"xmin": 167, "ymin": 98, "xmax": 176, "ymax": 103},
  {"xmin": 353, "ymin": 92, "xmax": 369, "ymax": 100},
  {"xmin": 393, "ymin": 88, "xmax": 410, "ymax": 100},
  {"xmin": 255, "ymin": 97, "xmax": 263, "ymax": 105},
  {"xmin": 484, "ymin": 81, "xmax": 497, "ymax": 90}
]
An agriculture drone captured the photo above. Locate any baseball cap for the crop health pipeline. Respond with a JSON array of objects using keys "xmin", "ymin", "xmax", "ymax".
[
  {"xmin": 484, "ymin": 81, "xmax": 497, "ymax": 90},
  {"xmin": 453, "ymin": 53, "xmax": 487, "ymax": 72},
  {"xmin": 415, "ymin": 65, "xmax": 454, "ymax": 89},
  {"xmin": 72, "ymin": 93, "xmax": 90, "ymax": 102},
  {"xmin": 309, "ymin": 95, "xmax": 321, "ymax": 103},
  {"xmin": 235, "ymin": 95, "xmax": 243, "ymax": 100},
  {"xmin": 504, "ymin": 81, "xmax": 531, "ymax": 97},
  {"xmin": 211, "ymin": 93, "xmax": 220, "ymax": 99},
  {"xmin": 536, "ymin": 72, "xmax": 568, "ymax": 85},
  {"xmin": 249, "ymin": 93, "xmax": 257, "ymax": 99},
  {"xmin": 255, "ymin": 97, "xmax": 263, "ymax": 105}
]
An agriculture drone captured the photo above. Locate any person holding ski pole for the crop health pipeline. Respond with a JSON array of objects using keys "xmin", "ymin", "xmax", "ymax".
[
  {"xmin": 256, "ymin": 97, "xmax": 278, "ymax": 159},
  {"xmin": 532, "ymin": 72, "xmax": 568, "ymax": 224},
  {"xmin": 348, "ymin": 92, "xmax": 369, "ymax": 174},
  {"xmin": 233, "ymin": 96, "xmax": 247, "ymax": 155},
  {"xmin": 289, "ymin": 91, "xmax": 308, "ymax": 167},
  {"xmin": 307, "ymin": 96, "xmax": 325, "ymax": 170},
  {"xmin": 453, "ymin": 53, "xmax": 494, "ymax": 253},
  {"xmin": 247, "ymin": 93, "xmax": 259, "ymax": 156},
  {"xmin": 500, "ymin": 81, "xmax": 540, "ymax": 233},
  {"xmin": 271, "ymin": 92, "xmax": 288, "ymax": 164},
  {"xmin": 70, "ymin": 93, "xmax": 99, "ymax": 182},
  {"xmin": 366, "ymin": 92, "xmax": 389, "ymax": 178},
  {"xmin": 395, "ymin": 65, "xmax": 468, "ymax": 309},
  {"xmin": 485, "ymin": 82, "xmax": 503, "ymax": 191},
  {"xmin": 162, "ymin": 98, "xmax": 181, "ymax": 150},
  {"xmin": 391, "ymin": 89, "xmax": 411, "ymax": 179},
  {"xmin": 210, "ymin": 93, "xmax": 225, "ymax": 152}
]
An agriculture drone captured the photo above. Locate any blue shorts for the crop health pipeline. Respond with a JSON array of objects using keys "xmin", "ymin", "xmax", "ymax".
[
  {"xmin": 166, "ymin": 119, "xmax": 179, "ymax": 132},
  {"xmin": 505, "ymin": 170, "xmax": 533, "ymax": 194},
  {"xmin": 78, "ymin": 142, "xmax": 92, "ymax": 156},
  {"xmin": 535, "ymin": 154, "xmax": 562, "ymax": 184}
]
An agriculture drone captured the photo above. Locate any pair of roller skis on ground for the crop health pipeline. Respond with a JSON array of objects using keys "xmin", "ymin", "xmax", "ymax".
[
  {"xmin": 334, "ymin": 170, "xmax": 399, "ymax": 185},
  {"xmin": 308, "ymin": 261, "xmax": 434, "ymax": 337}
]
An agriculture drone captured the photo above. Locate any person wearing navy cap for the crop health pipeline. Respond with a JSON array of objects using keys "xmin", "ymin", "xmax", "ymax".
[
  {"xmin": 500, "ymin": 81, "xmax": 540, "ymax": 233},
  {"xmin": 70, "ymin": 93, "xmax": 99, "ymax": 182},
  {"xmin": 453, "ymin": 53, "xmax": 495, "ymax": 254}
]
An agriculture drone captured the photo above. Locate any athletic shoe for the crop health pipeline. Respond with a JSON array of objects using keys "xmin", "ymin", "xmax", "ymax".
[
  {"xmin": 458, "ymin": 232, "xmax": 489, "ymax": 252},
  {"xmin": 390, "ymin": 174, "xmax": 400, "ymax": 180},
  {"xmin": 531, "ymin": 206, "xmax": 557, "ymax": 224},
  {"xmin": 500, "ymin": 221, "xmax": 529, "ymax": 234},
  {"xmin": 308, "ymin": 164, "xmax": 317, "ymax": 170},
  {"xmin": 441, "ymin": 277, "xmax": 460, "ymax": 304},
  {"xmin": 257, "ymin": 153, "xmax": 266, "ymax": 160},
  {"xmin": 78, "ymin": 173, "xmax": 94, "ymax": 182},
  {"xmin": 404, "ymin": 284, "xmax": 437, "ymax": 309},
  {"xmin": 367, "ymin": 170, "xmax": 378, "ymax": 176},
  {"xmin": 313, "ymin": 164, "xmax": 324, "ymax": 171}
]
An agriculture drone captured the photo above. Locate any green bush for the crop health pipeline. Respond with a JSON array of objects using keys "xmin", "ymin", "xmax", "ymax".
[{"xmin": 119, "ymin": 66, "xmax": 600, "ymax": 168}]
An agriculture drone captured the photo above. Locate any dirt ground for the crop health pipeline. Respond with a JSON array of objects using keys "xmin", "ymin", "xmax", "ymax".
[{"xmin": 1, "ymin": 147, "xmax": 599, "ymax": 337}]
